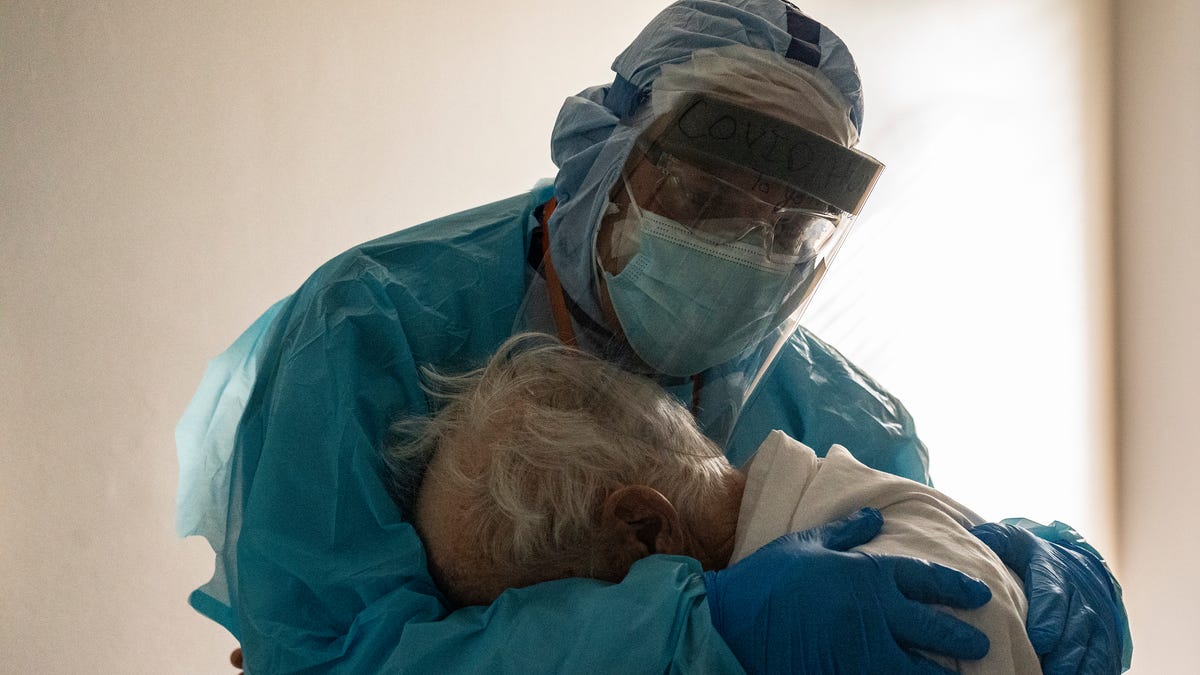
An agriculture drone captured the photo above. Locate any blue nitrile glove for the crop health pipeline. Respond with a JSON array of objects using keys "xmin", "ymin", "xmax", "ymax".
[
  {"xmin": 971, "ymin": 522, "xmax": 1130, "ymax": 674},
  {"xmin": 704, "ymin": 508, "xmax": 992, "ymax": 675}
]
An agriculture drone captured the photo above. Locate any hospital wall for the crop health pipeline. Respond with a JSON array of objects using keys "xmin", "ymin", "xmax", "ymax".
[
  {"xmin": 0, "ymin": 1, "xmax": 1191, "ymax": 672},
  {"xmin": 1113, "ymin": 0, "xmax": 1200, "ymax": 672}
]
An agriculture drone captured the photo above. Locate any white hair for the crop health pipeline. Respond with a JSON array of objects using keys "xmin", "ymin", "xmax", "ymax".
[{"xmin": 384, "ymin": 333, "xmax": 736, "ymax": 602}]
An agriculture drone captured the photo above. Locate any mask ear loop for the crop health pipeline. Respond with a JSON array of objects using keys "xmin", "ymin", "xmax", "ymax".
[
  {"xmin": 761, "ymin": 203, "xmax": 781, "ymax": 263},
  {"xmin": 620, "ymin": 170, "xmax": 645, "ymax": 221},
  {"xmin": 590, "ymin": 171, "xmax": 645, "ymax": 324}
]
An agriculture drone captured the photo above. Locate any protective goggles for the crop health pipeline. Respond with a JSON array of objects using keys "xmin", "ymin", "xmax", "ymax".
[
  {"xmin": 629, "ymin": 93, "xmax": 885, "ymax": 261},
  {"xmin": 636, "ymin": 147, "xmax": 843, "ymax": 261}
]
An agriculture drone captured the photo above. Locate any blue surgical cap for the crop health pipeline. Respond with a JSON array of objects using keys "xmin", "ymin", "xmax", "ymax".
[{"xmin": 546, "ymin": 0, "xmax": 864, "ymax": 325}]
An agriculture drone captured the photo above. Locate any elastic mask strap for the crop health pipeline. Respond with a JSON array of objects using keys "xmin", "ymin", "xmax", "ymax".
[
  {"xmin": 538, "ymin": 199, "xmax": 577, "ymax": 347},
  {"xmin": 621, "ymin": 172, "xmax": 644, "ymax": 220}
]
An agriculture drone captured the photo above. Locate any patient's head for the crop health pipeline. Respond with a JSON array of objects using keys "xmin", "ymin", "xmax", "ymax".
[{"xmin": 385, "ymin": 334, "xmax": 744, "ymax": 607}]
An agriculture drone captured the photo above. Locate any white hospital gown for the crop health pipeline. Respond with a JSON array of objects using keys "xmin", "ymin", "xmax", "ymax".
[{"xmin": 730, "ymin": 430, "xmax": 1039, "ymax": 674}]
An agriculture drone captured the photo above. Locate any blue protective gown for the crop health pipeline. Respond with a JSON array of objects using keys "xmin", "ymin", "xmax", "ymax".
[{"xmin": 177, "ymin": 182, "xmax": 933, "ymax": 672}]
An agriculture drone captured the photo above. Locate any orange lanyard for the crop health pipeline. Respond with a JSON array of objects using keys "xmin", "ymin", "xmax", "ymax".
[
  {"xmin": 536, "ymin": 200, "xmax": 703, "ymax": 416},
  {"xmin": 537, "ymin": 198, "xmax": 577, "ymax": 347}
]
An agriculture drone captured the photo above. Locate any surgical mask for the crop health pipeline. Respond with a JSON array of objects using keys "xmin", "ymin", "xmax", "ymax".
[{"xmin": 602, "ymin": 208, "xmax": 801, "ymax": 377}]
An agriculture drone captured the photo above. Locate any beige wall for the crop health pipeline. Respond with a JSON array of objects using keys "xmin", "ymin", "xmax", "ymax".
[
  {"xmin": 0, "ymin": 2, "xmax": 658, "ymax": 671},
  {"xmin": 1, "ymin": 0, "xmax": 1187, "ymax": 672},
  {"xmin": 1114, "ymin": 0, "xmax": 1200, "ymax": 672}
]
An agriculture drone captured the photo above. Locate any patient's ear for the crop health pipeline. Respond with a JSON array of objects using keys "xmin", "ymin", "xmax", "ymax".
[{"xmin": 600, "ymin": 485, "xmax": 686, "ymax": 559}]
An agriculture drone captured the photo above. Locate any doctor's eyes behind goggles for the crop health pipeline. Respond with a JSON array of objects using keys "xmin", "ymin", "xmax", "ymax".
[{"xmin": 631, "ymin": 144, "xmax": 844, "ymax": 262}]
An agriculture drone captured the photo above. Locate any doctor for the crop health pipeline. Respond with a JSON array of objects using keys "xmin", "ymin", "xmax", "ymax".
[{"xmin": 181, "ymin": 1, "xmax": 1129, "ymax": 672}]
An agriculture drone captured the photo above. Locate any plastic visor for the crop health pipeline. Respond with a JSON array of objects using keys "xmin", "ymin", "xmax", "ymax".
[
  {"xmin": 601, "ymin": 92, "xmax": 875, "ymax": 381},
  {"xmin": 645, "ymin": 93, "xmax": 883, "ymax": 216}
]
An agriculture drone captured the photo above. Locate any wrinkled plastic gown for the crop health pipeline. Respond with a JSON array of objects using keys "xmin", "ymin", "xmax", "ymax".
[{"xmin": 175, "ymin": 182, "xmax": 941, "ymax": 672}]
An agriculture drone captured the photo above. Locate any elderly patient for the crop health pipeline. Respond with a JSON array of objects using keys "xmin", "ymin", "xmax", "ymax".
[{"xmin": 385, "ymin": 334, "xmax": 1038, "ymax": 673}]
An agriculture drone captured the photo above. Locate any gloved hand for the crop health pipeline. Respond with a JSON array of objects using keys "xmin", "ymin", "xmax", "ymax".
[
  {"xmin": 704, "ymin": 507, "xmax": 992, "ymax": 675},
  {"xmin": 971, "ymin": 522, "xmax": 1128, "ymax": 674}
]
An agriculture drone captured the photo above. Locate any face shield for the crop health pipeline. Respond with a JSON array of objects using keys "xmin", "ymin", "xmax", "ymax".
[{"xmin": 593, "ymin": 46, "xmax": 883, "ymax": 378}]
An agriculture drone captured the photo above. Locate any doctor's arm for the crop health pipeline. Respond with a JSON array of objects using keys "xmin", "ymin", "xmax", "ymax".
[{"xmin": 230, "ymin": 510, "xmax": 992, "ymax": 674}]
